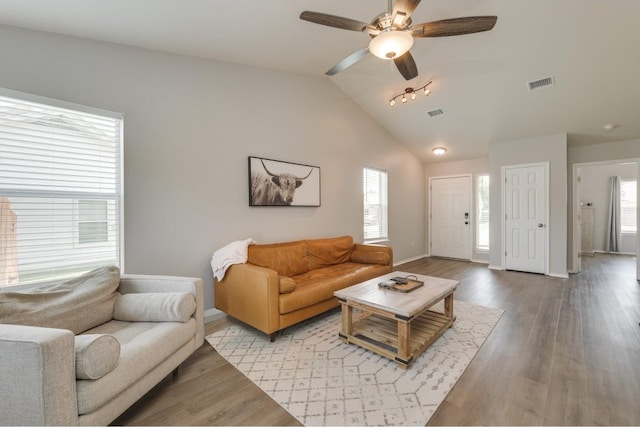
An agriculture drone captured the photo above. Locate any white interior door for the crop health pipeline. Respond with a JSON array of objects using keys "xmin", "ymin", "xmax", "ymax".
[
  {"xmin": 430, "ymin": 176, "xmax": 471, "ymax": 260},
  {"xmin": 504, "ymin": 164, "xmax": 547, "ymax": 274}
]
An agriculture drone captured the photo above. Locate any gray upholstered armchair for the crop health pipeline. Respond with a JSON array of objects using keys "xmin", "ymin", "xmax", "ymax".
[{"xmin": 0, "ymin": 266, "xmax": 204, "ymax": 426}]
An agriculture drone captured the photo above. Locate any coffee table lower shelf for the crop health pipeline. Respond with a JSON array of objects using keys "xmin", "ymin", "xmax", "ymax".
[{"xmin": 338, "ymin": 309, "xmax": 455, "ymax": 368}]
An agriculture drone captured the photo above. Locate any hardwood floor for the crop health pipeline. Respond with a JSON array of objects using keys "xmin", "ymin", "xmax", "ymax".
[{"xmin": 114, "ymin": 254, "xmax": 640, "ymax": 426}]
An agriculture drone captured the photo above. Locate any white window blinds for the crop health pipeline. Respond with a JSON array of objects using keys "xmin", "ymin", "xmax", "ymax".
[
  {"xmin": 476, "ymin": 174, "xmax": 490, "ymax": 250},
  {"xmin": 363, "ymin": 167, "xmax": 388, "ymax": 242},
  {"xmin": 0, "ymin": 89, "xmax": 123, "ymax": 288},
  {"xmin": 620, "ymin": 179, "xmax": 637, "ymax": 234}
]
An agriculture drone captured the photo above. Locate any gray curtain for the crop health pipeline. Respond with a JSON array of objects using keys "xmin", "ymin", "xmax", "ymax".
[{"xmin": 605, "ymin": 176, "xmax": 621, "ymax": 252}]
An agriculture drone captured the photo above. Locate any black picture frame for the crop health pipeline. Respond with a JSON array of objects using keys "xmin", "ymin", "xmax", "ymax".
[{"xmin": 248, "ymin": 156, "xmax": 321, "ymax": 207}]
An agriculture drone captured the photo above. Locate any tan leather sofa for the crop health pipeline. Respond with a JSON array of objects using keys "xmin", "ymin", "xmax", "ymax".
[{"xmin": 214, "ymin": 235, "xmax": 392, "ymax": 339}]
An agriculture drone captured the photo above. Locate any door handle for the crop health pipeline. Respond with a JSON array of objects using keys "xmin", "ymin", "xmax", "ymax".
[{"xmin": 538, "ymin": 223, "xmax": 544, "ymax": 228}]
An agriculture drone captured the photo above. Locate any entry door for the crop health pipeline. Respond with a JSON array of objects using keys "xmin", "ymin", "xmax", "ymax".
[
  {"xmin": 504, "ymin": 164, "xmax": 547, "ymax": 273},
  {"xmin": 430, "ymin": 176, "xmax": 471, "ymax": 260}
]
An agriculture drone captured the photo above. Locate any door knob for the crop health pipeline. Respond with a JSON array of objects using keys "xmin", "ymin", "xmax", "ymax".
[{"xmin": 538, "ymin": 223, "xmax": 544, "ymax": 228}]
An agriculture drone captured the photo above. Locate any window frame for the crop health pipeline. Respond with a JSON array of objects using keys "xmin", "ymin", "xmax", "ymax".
[
  {"xmin": 475, "ymin": 174, "xmax": 490, "ymax": 251},
  {"xmin": 620, "ymin": 178, "xmax": 637, "ymax": 234},
  {"xmin": 0, "ymin": 87, "xmax": 124, "ymax": 289},
  {"xmin": 363, "ymin": 166, "xmax": 389, "ymax": 243}
]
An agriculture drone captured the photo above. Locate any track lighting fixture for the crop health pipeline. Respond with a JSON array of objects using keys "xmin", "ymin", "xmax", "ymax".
[{"xmin": 389, "ymin": 81, "xmax": 432, "ymax": 107}]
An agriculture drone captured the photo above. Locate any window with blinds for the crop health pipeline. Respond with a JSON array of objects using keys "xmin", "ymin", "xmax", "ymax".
[
  {"xmin": 0, "ymin": 89, "xmax": 123, "ymax": 288},
  {"xmin": 620, "ymin": 179, "xmax": 637, "ymax": 234},
  {"xmin": 476, "ymin": 174, "xmax": 490, "ymax": 250},
  {"xmin": 363, "ymin": 167, "xmax": 388, "ymax": 242}
]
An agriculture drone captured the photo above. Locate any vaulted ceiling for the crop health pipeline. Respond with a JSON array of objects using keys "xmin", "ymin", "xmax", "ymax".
[{"xmin": 1, "ymin": 0, "xmax": 639, "ymax": 163}]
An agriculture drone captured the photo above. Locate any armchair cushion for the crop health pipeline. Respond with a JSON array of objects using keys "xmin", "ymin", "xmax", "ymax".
[
  {"xmin": 0, "ymin": 265, "xmax": 120, "ymax": 334},
  {"xmin": 113, "ymin": 292, "xmax": 196, "ymax": 323},
  {"xmin": 74, "ymin": 334, "xmax": 120, "ymax": 379}
]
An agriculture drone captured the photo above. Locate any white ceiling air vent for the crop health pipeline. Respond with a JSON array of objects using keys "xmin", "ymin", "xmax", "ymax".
[
  {"xmin": 427, "ymin": 108, "xmax": 444, "ymax": 117},
  {"xmin": 527, "ymin": 76, "xmax": 554, "ymax": 91}
]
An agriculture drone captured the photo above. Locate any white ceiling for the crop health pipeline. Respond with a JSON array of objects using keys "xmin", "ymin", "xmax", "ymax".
[{"xmin": 1, "ymin": 0, "xmax": 639, "ymax": 163}]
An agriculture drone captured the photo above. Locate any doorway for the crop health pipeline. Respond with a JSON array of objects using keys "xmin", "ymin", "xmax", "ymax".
[
  {"xmin": 503, "ymin": 163, "xmax": 548, "ymax": 274},
  {"xmin": 572, "ymin": 158, "xmax": 640, "ymax": 279},
  {"xmin": 429, "ymin": 175, "xmax": 471, "ymax": 260}
]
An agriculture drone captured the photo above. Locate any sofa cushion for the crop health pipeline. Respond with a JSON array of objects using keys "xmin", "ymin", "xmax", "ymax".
[
  {"xmin": 279, "ymin": 262, "xmax": 390, "ymax": 314},
  {"xmin": 113, "ymin": 292, "xmax": 196, "ymax": 323},
  {"xmin": 247, "ymin": 240, "xmax": 309, "ymax": 277},
  {"xmin": 279, "ymin": 276, "xmax": 296, "ymax": 294},
  {"xmin": 76, "ymin": 318, "xmax": 196, "ymax": 415},
  {"xmin": 306, "ymin": 236, "xmax": 354, "ymax": 270},
  {"xmin": 350, "ymin": 249, "xmax": 391, "ymax": 266},
  {"xmin": 74, "ymin": 334, "xmax": 120, "ymax": 380},
  {"xmin": 0, "ymin": 266, "xmax": 120, "ymax": 334}
]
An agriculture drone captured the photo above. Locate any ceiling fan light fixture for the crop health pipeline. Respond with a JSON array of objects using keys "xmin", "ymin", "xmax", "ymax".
[
  {"xmin": 433, "ymin": 147, "xmax": 447, "ymax": 156},
  {"xmin": 369, "ymin": 30, "xmax": 414, "ymax": 60}
]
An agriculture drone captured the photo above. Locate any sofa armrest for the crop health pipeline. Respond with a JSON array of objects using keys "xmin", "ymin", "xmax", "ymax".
[
  {"xmin": 118, "ymin": 274, "xmax": 205, "ymax": 348},
  {"xmin": 214, "ymin": 263, "xmax": 280, "ymax": 335},
  {"xmin": 353, "ymin": 243, "xmax": 394, "ymax": 266},
  {"xmin": 0, "ymin": 324, "xmax": 78, "ymax": 426}
]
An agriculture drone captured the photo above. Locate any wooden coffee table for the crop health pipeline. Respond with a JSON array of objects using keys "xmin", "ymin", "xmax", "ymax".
[{"xmin": 334, "ymin": 271, "xmax": 459, "ymax": 369}]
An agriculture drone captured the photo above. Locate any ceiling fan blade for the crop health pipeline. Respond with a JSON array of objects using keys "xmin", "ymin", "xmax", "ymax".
[
  {"xmin": 300, "ymin": 11, "xmax": 377, "ymax": 33},
  {"xmin": 394, "ymin": 51, "xmax": 418, "ymax": 80},
  {"xmin": 326, "ymin": 47, "xmax": 370, "ymax": 76},
  {"xmin": 411, "ymin": 16, "xmax": 497, "ymax": 37}
]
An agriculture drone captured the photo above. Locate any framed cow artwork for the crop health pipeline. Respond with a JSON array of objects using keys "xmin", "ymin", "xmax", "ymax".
[{"xmin": 248, "ymin": 156, "xmax": 321, "ymax": 207}]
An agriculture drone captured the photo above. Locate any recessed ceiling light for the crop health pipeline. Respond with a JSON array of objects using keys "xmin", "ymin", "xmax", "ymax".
[
  {"xmin": 432, "ymin": 147, "xmax": 446, "ymax": 156},
  {"xmin": 603, "ymin": 124, "xmax": 616, "ymax": 132}
]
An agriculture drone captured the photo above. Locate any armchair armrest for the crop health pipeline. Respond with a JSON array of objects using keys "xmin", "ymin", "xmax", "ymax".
[
  {"xmin": 0, "ymin": 324, "xmax": 78, "ymax": 426},
  {"xmin": 118, "ymin": 274, "xmax": 204, "ymax": 348},
  {"xmin": 214, "ymin": 263, "xmax": 280, "ymax": 335}
]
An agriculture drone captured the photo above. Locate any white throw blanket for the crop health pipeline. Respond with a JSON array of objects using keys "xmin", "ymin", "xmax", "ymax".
[{"xmin": 210, "ymin": 238, "xmax": 256, "ymax": 281}]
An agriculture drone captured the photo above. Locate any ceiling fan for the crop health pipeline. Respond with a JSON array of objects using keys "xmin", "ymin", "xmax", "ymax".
[{"xmin": 300, "ymin": 0, "xmax": 497, "ymax": 80}]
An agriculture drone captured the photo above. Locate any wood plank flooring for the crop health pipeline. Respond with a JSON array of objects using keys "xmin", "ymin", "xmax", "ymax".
[{"xmin": 113, "ymin": 254, "xmax": 640, "ymax": 426}]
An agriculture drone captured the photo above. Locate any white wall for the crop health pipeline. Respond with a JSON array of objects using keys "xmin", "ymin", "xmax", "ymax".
[
  {"xmin": 489, "ymin": 133, "xmax": 568, "ymax": 277},
  {"xmin": 425, "ymin": 157, "xmax": 490, "ymax": 262},
  {"xmin": 579, "ymin": 162, "xmax": 637, "ymax": 253},
  {"xmin": 0, "ymin": 25, "xmax": 426, "ymax": 311}
]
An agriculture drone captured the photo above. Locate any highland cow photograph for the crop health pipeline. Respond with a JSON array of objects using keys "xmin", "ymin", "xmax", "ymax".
[{"xmin": 248, "ymin": 156, "xmax": 320, "ymax": 207}]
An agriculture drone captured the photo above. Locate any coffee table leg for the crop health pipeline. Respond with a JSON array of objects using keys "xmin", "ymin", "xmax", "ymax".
[
  {"xmin": 397, "ymin": 320, "xmax": 410, "ymax": 364},
  {"xmin": 444, "ymin": 293, "xmax": 454, "ymax": 319},
  {"xmin": 341, "ymin": 303, "xmax": 353, "ymax": 336}
]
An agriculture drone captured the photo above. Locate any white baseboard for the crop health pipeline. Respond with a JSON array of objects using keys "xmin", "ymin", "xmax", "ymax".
[
  {"xmin": 594, "ymin": 250, "xmax": 637, "ymax": 256},
  {"xmin": 488, "ymin": 264, "xmax": 504, "ymax": 270},
  {"xmin": 471, "ymin": 258, "xmax": 490, "ymax": 265},
  {"xmin": 549, "ymin": 272, "xmax": 569, "ymax": 279},
  {"xmin": 394, "ymin": 254, "xmax": 428, "ymax": 266},
  {"xmin": 204, "ymin": 308, "xmax": 226, "ymax": 323}
]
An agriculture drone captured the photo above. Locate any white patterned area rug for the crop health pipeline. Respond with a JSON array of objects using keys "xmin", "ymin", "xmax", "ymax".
[{"xmin": 206, "ymin": 300, "xmax": 503, "ymax": 426}]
